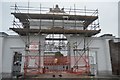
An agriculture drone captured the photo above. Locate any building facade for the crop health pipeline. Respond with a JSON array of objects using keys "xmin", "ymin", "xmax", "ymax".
[
  {"xmin": 0, "ymin": 4, "xmax": 120, "ymax": 78},
  {"xmin": 0, "ymin": 32, "xmax": 119, "ymax": 77}
]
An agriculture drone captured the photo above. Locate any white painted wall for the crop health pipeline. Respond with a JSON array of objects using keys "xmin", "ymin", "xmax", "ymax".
[
  {"xmin": 66, "ymin": 35, "xmax": 112, "ymax": 74},
  {"xmin": 102, "ymin": 39, "xmax": 112, "ymax": 74},
  {"xmin": 89, "ymin": 38, "xmax": 105, "ymax": 73},
  {"xmin": 2, "ymin": 35, "xmax": 25, "ymax": 73},
  {"xmin": 2, "ymin": 34, "xmax": 46, "ymax": 73},
  {"xmin": 0, "ymin": 36, "xmax": 3, "ymax": 74},
  {"xmin": 1, "ymin": 33, "xmax": 114, "ymax": 75}
]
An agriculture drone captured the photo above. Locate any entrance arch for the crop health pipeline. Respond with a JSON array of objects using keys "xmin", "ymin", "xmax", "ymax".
[{"xmin": 44, "ymin": 34, "xmax": 71, "ymax": 73}]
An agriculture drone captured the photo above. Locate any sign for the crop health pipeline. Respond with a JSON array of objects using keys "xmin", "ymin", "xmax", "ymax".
[{"xmin": 29, "ymin": 42, "xmax": 39, "ymax": 51}]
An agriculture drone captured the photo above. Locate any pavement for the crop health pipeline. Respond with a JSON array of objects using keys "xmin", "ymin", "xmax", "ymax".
[
  {"xmin": 1, "ymin": 72, "xmax": 120, "ymax": 80},
  {"xmin": 23, "ymin": 72, "xmax": 120, "ymax": 78}
]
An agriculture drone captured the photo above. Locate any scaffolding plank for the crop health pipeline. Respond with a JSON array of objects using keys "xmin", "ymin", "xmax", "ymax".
[
  {"xmin": 11, "ymin": 13, "xmax": 98, "ymax": 28},
  {"xmin": 10, "ymin": 28, "xmax": 101, "ymax": 36},
  {"xmin": 12, "ymin": 13, "xmax": 98, "ymax": 21},
  {"xmin": 45, "ymin": 38, "xmax": 67, "ymax": 40}
]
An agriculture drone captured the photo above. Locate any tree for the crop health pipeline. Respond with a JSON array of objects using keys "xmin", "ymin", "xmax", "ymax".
[{"xmin": 55, "ymin": 51, "xmax": 63, "ymax": 57}]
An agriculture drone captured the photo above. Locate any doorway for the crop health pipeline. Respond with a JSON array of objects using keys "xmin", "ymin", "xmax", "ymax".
[{"xmin": 12, "ymin": 52, "xmax": 22, "ymax": 77}]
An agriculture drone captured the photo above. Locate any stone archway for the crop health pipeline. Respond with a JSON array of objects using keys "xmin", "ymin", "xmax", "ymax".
[{"xmin": 44, "ymin": 34, "xmax": 70, "ymax": 73}]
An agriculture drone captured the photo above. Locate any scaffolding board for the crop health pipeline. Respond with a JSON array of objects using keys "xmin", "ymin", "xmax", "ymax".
[{"xmin": 10, "ymin": 4, "xmax": 100, "ymax": 76}]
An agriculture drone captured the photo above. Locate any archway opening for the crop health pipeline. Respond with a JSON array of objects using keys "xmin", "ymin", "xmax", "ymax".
[{"xmin": 44, "ymin": 34, "xmax": 70, "ymax": 73}]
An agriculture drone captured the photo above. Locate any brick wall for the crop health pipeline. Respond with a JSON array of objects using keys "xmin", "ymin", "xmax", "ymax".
[{"xmin": 109, "ymin": 40, "xmax": 120, "ymax": 75}]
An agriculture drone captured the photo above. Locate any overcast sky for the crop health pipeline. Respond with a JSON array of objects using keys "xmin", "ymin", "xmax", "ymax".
[{"xmin": 0, "ymin": 0, "xmax": 119, "ymax": 37}]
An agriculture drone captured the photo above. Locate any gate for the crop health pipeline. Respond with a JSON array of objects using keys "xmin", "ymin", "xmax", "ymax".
[
  {"xmin": 44, "ymin": 56, "xmax": 70, "ymax": 73},
  {"xmin": 23, "ymin": 56, "xmax": 71, "ymax": 75},
  {"xmin": 23, "ymin": 55, "xmax": 91, "ymax": 75}
]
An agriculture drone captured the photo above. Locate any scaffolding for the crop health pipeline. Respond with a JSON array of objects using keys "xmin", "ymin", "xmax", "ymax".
[{"xmin": 10, "ymin": 3, "xmax": 100, "ymax": 76}]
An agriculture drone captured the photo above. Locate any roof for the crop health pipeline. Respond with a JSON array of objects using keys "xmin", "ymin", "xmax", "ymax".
[{"xmin": 0, "ymin": 32, "xmax": 8, "ymax": 37}]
